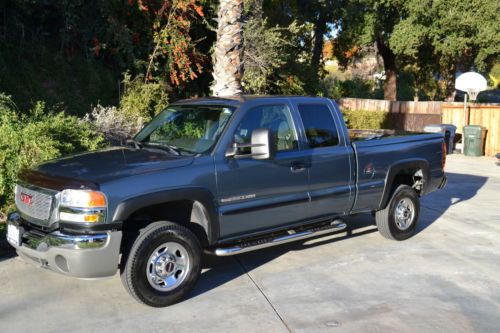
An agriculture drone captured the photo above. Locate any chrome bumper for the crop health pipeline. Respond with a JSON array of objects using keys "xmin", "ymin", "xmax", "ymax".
[{"xmin": 7, "ymin": 213, "xmax": 122, "ymax": 279}]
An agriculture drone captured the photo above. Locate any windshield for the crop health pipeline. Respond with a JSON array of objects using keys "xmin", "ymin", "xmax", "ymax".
[{"xmin": 135, "ymin": 105, "xmax": 236, "ymax": 155}]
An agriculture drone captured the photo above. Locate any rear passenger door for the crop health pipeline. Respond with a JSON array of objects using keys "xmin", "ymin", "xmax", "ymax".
[{"xmin": 293, "ymin": 101, "xmax": 354, "ymax": 218}]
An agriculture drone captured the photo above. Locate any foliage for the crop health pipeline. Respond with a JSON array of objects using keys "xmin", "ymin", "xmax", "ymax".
[
  {"xmin": 119, "ymin": 73, "xmax": 168, "ymax": 121},
  {"xmin": 333, "ymin": 0, "xmax": 403, "ymax": 100},
  {"xmin": 488, "ymin": 63, "xmax": 500, "ymax": 89},
  {"xmin": 341, "ymin": 109, "xmax": 392, "ymax": 130},
  {"xmin": 83, "ymin": 105, "xmax": 144, "ymax": 145},
  {"xmin": 0, "ymin": 42, "xmax": 119, "ymax": 116},
  {"xmin": 325, "ymin": 77, "xmax": 382, "ymax": 100},
  {"xmin": 242, "ymin": 2, "xmax": 306, "ymax": 95},
  {"xmin": 389, "ymin": 0, "xmax": 500, "ymax": 98},
  {"xmin": 141, "ymin": 0, "xmax": 206, "ymax": 87},
  {"xmin": 242, "ymin": 0, "xmax": 319, "ymax": 95},
  {"xmin": 84, "ymin": 73, "xmax": 169, "ymax": 144},
  {"xmin": 0, "ymin": 0, "xmax": 214, "ymax": 115},
  {"xmin": 0, "ymin": 94, "xmax": 104, "ymax": 215}
]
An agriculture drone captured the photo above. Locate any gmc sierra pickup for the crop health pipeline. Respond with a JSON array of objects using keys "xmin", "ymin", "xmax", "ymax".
[{"xmin": 7, "ymin": 96, "xmax": 447, "ymax": 307}]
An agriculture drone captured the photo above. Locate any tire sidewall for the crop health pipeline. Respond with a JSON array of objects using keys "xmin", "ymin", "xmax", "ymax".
[
  {"xmin": 387, "ymin": 186, "xmax": 420, "ymax": 240},
  {"xmin": 128, "ymin": 226, "xmax": 201, "ymax": 307}
]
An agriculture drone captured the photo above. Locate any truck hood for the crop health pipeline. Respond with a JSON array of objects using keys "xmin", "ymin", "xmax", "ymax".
[{"xmin": 36, "ymin": 146, "xmax": 194, "ymax": 184}]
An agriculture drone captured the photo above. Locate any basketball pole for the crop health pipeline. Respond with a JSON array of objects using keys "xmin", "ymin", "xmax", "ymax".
[{"xmin": 463, "ymin": 92, "xmax": 468, "ymax": 127}]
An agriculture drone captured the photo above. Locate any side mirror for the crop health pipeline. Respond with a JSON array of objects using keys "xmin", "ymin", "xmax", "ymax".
[
  {"xmin": 250, "ymin": 128, "xmax": 275, "ymax": 160},
  {"xmin": 225, "ymin": 128, "xmax": 276, "ymax": 160}
]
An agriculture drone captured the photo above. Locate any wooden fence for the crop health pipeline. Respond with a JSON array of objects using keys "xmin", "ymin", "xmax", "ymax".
[
  {"xmin": 339, "ymin": 98, "xmax": 500, "ymax": 156},
  {"xmin": 442, "ymin": 103, "xmax": 500, "ymax": 157},
  {"xmin": 338, "ymin": 98, "xmax": 442, "ymax": 132}
]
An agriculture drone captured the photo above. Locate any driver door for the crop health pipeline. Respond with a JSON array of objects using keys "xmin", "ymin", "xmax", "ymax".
[{"xmin": 215, "ymin": 103, "xmax": 310, "ymax": 239}]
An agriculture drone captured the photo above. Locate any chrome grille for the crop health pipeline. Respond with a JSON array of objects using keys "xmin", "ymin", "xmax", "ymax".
[{"xmin": 15, "ymin": 185, "xmax": 53, "ymax": 221}]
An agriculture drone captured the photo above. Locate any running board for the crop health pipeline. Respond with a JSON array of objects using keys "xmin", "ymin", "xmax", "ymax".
[{"xmin": 212, "ymin": 220, "xmax": 347, "ymax": 256}]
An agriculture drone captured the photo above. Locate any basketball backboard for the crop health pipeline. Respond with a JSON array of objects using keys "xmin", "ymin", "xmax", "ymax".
[{"xmin": 455, "ymin": 72, "xmax": 488, "ymax": 101}]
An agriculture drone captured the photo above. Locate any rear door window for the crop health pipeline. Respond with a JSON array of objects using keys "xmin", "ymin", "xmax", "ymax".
[{"xmin": 298, "ymin": 104, "xmax": 339, "ymax": 148}]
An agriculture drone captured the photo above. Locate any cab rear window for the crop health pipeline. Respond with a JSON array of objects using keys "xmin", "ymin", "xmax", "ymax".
[{"xmin": 298, "ymin": 104, "xmax": 339, "ymax": 148}]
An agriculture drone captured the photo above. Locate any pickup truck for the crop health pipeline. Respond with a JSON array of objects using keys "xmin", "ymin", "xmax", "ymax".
[{"xmin": 6, "ymin": 96, "xmax": 447, "ymax": 307}]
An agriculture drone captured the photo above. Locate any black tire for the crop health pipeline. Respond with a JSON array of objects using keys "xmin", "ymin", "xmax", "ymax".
[
  {"xmin": 375, "ymin": 185, "xmax": 420, "ymax": 241},
  {"xmin": 120, "ymin": 221, "xmax": 202, "ymax": 307}
]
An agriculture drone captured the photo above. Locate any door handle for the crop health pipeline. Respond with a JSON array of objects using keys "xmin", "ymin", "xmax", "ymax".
[{"xmin": 290, "ymin": 161, "xmax": 307, "ymax": 173}]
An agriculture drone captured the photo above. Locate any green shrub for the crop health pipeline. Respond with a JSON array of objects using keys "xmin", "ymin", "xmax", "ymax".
[
  {"xmin": 119, "ymin": 73, "xmax": 168, "ymax": 122},
  {"xmin": 341, "ymin": 109, "xmax": 392, "ymax": 129},
  {"xmin": 326, "ymin": 77, "xmax": 383, "ymax": 100},
  {"xmin": 0, "ymin": 94, "xmax": 104, "ymax": 216}
]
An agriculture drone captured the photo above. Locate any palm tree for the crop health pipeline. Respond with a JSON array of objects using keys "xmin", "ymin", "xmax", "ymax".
[{"xmin": 211, "ymin": 0, "xmax": 244, "ymax": 96}]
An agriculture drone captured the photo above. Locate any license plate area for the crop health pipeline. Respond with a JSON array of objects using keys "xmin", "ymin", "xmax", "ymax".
[{"xmin": 7, "ymin": 224, "xmax": 23, "ymax": 246}]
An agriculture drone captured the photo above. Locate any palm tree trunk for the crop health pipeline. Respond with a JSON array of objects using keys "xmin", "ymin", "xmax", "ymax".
[{"xmin": 211, "ymin": 0, "xmax": 244, "ymax": 96}]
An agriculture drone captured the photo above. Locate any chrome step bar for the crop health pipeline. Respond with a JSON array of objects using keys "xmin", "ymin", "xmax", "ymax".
[{"xmin": 213, "ymin": 220, "xmax": 347, "ymax": 256}]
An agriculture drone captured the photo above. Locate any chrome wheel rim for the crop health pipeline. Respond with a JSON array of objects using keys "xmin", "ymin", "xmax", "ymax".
[
  {"xmin": 146, "ymin": 242, "xmax": 190, "ymax": 292},
  {"xmin": 394, "ymin": 198, "xmax": 415, "ymax": 230}
]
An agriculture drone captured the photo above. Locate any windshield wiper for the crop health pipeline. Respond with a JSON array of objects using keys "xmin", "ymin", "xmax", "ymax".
[
  {"xmin": 142, "ymin": 142, "xmax": 184, "ymax": 156},
  {"xmin": 126, "ymin": 139, "xmax": 142, "ymax": 149}
]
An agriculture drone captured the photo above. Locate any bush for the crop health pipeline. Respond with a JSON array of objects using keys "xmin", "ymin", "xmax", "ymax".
[
  {"xmin": 84, "ymin": 74, "xmax": 169, "ymax": 145},
  {"xmin": 325, "ymin": 77, "xmax": 383, "ymax": 100},
  {"xmin": 84, "ymin": 105, "xmax": 144, "ymax": 145},
  {"xmin": 0, "ymin": 94, "xmax": 104, "ymax": 217},
  {"xmin": 341, "ymin": 109, "xmax": 392, "ymax": 129},
  {"xmin": 119, "ymin": 73, "xmax": 168, "ymax": 121}
]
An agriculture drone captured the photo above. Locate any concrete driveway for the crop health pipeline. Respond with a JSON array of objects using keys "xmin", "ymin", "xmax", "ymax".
[{"xmin": 1, "ymin": 154, "xmax": 499, "ymax": 333}]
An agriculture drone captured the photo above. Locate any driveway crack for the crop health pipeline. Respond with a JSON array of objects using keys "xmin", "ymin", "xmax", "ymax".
[{"xmin": 235, "ymin": 257, "xmax": 292, "ymax": 333}]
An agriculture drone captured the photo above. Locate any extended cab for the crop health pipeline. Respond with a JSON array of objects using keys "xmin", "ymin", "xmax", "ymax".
[{"xmin": 6, "ymin": 96, "xmax": 447, "ymax": 307}]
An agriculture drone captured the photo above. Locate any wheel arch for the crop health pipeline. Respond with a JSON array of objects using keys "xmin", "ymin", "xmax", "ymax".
[
  {"xmin": 378, "ymin": 159, "xmax": 429, "ymax": 211},
  {"xmin": 113, "ymin": 187, "xmax": 219, "ymax": 246}
]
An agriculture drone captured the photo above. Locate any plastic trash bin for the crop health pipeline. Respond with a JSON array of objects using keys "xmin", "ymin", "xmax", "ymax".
[
  {"xmin": 423, "ymin": 124, "xmax": 457, "ymax": 154},
  {"xmin": 463, "ymin": 125, "xmax": 486, "ymax": 156}
]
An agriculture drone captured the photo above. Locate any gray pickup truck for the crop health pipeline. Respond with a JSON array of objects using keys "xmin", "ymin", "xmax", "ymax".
[{"xmin": 7, "ymin": 96, "xmax": 447, "ymax": 307}]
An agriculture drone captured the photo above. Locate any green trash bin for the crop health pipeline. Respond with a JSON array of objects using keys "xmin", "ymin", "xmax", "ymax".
[{"xmin": 463, "ymin": 125, "xmax": 486, "ymax": 156}]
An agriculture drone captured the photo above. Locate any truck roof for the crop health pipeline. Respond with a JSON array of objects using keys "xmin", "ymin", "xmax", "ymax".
[{"xmin": 172, "ymin": 95, "xmax": 328, "ymax": 107}]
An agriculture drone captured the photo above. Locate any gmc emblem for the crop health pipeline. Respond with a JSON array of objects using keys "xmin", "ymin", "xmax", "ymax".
[{"xmin": 20, "ymin": 192, "xmax": 33, "ymax": 206}]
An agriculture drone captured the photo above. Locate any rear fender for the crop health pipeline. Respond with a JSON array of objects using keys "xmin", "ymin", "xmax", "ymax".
[{"xmin": 378, "ymin": 159, "xmax": 430, "ymax": 210}]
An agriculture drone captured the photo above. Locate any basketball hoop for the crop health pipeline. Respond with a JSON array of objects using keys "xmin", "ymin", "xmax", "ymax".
[{"xmin": 467, "ymin": 90, "xmax": 480, "ymax": 101}]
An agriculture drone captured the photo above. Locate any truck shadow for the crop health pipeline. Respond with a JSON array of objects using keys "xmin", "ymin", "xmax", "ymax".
[
  {"xmin": 191, "ymin": 171, "xmax": 487, "ymax": 299},
  {"xmin": 417, "ymin": 171, "xmax": 487, "ymax": 233},
  {"xmin": 191, "ymin": 215, "xmax": 378, "ymax": 299}
]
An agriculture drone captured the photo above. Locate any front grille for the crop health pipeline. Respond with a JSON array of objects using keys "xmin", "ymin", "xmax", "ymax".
[{"xmin": 15, "ymin": 185, "xmax": 54, "ymax": 221}]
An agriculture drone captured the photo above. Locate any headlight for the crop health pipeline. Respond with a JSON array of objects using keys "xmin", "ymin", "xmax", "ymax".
[{"xmin": 59, "ymin": 189, "xmax": 107, "ymax": 223}]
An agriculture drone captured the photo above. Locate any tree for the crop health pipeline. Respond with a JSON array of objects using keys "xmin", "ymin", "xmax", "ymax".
[
  {"xmin": 334, "ymin": 0, "xmax": 404, "ymax": 101},
  {"xmin": 211, "ymin": 0, "xmax": 244, "ymax": 96},
  {"xmin": 390, "ymin": 0, "xmax": 500, "ymax": 100},
  {"xmin": 242, "ymin": 0, "xmax": 305, "ymax": 94}
]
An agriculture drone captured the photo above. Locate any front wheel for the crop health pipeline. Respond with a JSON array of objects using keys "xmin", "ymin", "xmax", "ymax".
[
  {"xmin": 375, "ymin": 185, "xmax": 420, "ymax": 241},
  {"xmin": 120, "ymin": 221, "xmax": 202, "ymax": 307}
]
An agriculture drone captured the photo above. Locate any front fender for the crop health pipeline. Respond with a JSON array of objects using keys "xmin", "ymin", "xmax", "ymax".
[{"xmin": 112, "ymin": 187, "xmax": 219, "ymax": 245}]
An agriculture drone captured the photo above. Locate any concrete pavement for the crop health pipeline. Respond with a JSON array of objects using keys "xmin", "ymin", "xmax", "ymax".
[{"xmin": 1, "ymin": 154, "xmax": 499, "ymax": 333}]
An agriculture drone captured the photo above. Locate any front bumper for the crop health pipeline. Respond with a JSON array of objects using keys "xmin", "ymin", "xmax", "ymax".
[{"xmin": 7, "ymin": 213, "xmax": 122, "ymax": 279}]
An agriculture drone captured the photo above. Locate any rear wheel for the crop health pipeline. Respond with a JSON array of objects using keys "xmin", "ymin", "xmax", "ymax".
[
  {"xmin": 375, "ymin": 185, "xmax": 420, "ymax": 240},
  {"xmin": 120, "ymin": 221, "xmax": 202, "ymax": 307}
]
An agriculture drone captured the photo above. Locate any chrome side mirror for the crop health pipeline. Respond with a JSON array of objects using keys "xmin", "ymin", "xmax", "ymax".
[{"xmin": 225, "ymin": 128, "xmax": 275, "ymax": 160}]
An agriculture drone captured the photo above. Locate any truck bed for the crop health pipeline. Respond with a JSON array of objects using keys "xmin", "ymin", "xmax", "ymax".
[
  {"xmin": 349, "ymin": 129, "xmax": 428, "ymax": 142},
  {"xmin": 349, "ymin": 130, "xmax": 445, "ymax": 213}
]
